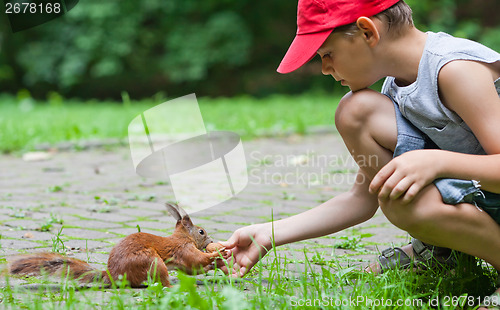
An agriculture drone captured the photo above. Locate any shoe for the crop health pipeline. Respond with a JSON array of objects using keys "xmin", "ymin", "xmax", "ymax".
[{"xmin": 377, "ymin": 238, "xmax": 464, "ymax": 273}]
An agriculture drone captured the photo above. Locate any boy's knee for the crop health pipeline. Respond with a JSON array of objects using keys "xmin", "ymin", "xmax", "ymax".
[
  {"xmin": 379, "ymin": 198, "xmax": 440, "ymax": 234},
  {"xmin": 335, "ymin": 89, "xmax": 390, "ymax": 134}
]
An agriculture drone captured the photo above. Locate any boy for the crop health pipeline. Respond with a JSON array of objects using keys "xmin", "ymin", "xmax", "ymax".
[{"xmin": 221, "ymin": 0, "xmax": 500, "ymax": 302}]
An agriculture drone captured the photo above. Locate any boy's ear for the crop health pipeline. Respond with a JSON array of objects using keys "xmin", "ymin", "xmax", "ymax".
[{"xmin": 356, "ymin": 17, "xmax": 380, "ymax": 47}]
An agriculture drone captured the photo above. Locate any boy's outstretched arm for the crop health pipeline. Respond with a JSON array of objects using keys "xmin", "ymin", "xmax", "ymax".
[{"xmin": 220, "ymin": 168, "xmax": 379, "ymax": 277}]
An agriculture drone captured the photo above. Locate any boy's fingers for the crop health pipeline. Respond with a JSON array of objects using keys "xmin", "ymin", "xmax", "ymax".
[
  {"xmin": 370, "ymin": 163, "xmax": 396, "ymax": 194},
  {"xmin": 218, "ymin": 259, "xmax": 240, "ymax": 276},
  {"xmin": 220, "ymin": 232, "xmax": 240, "ymax": 249},
  {"xmin": 229, "ymin": 264, "xmax": 244, "ymax": 278},
  {"xmin": 222, "ymin": 250, "xmax": 231, "ymax": 259},
  {"xmin": 369, "ymin": 172, "xmax": 384, "ymax": 194},
  {"xmin": 401, "ymin": 183, "xmax": 420, "ymax": 204},
  {"xmin": 239, "ymin": 267, "xmax": 247, "ymax": 277},
  {"xmin": 219, "ymin": 265, "xmax": 227, "ymax": 273},
  {"xmin": 379, "ymin": 168, "xmax": 407, "ymax": 200},
  {"xmin": 219, "ymin": 265, "xmax": 236, "ymax": 276},
  {"xmin": 378, "ymin": 175, "xmax": 400, "ymax": 200},
  {"xmin": 389, "ymin": 178, "xmax": 412, "ymax": 200}
]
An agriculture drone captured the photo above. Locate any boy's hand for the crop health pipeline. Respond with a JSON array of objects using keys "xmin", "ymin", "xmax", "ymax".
[
  {"xmin": 218, "ymin": 223, "xmax": 272, "ymax": 277},
  {"xmin": 369, "ymin": 150, "xmax": 442, "ymax": 204}
]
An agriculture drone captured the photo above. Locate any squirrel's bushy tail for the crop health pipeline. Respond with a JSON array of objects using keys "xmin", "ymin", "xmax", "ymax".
[{"xmin": 8, "ymin": 253, "xmax": 110, "ymax": 285}]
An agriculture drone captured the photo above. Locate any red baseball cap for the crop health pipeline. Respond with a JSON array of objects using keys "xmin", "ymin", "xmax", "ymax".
[{"xmin": 277, "ymin": 0, "xmax": 400, "ymax": 74}]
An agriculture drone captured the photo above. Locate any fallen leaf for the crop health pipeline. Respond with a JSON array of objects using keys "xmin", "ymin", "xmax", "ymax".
[{"xmin": 22, "ymin": 152, "xmax": 53, "ymax": 162}]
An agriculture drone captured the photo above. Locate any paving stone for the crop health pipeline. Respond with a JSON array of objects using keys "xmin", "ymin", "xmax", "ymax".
[
  {"xmin": 60, "ymin": 228, "xmax": 110, "ymax": 240},
  {"xmin": 107, "ymin": 228, "xmax": 173, "ymax": 238},
  {"xmin": 61, "ymin": 239, "xmax": 111, "ymax": 251},
  {"xmin": 119, "ymin": 208, "xmax": 168, "ymax": 219},
  {"xmin": 129, "ymin": 221, "xmax": 171, "ymax": 231},
  {"xmin": 1, "ymin": 238, "xmax": 43, "ymax": 250},
  {"xmin": 1, "ymin": 220, "xmax": 40, "ymax": 230},
  {"xmin": 0, "ymin": 248, "xmax": 25, "ymax": 256},
  {"xmin": 0, "ymin": 230, "xmax": 54, "ymax": 241},
  {"xmin": 0, "ymin": 214, "xmax": 14, "ymax": 221},
  {"xmin": 84, "ymin": 211, "xmax": 149, "ymax": 223},
  {"xmin": 68, "ymin": 220, "xmax": 123, "ymax": 230},
  {"xmin": 46, "ymin": 206, "xmax": 90, "ymax": 215}
]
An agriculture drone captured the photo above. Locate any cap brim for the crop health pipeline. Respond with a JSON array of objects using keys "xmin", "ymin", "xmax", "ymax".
[{"xmin": 277, "ymin": 29, "xmax": 333, "ymax": 74}]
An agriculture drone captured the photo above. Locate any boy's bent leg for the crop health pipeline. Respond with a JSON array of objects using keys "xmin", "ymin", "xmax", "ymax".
[
  {"xmin": 380, "ymin": 184, "xmax": 500, "ymax": 271},
  {"xmin": 335, "ymin": 89, "xmax": 397, "ymax": 179},
  {"xmin": 337, "ymin": 90, "xmax": 424, "ymax": 269},
  {"xmin": 336, "ymin": 89, "xmax": 420, "ymax": 266}
]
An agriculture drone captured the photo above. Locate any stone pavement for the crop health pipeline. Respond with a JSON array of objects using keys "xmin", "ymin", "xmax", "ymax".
[{"xmin": 0, "ymin": 133, "xmax": 409, "ymax": 280}]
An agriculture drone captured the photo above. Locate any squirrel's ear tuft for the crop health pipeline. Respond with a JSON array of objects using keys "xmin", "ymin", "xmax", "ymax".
[
  {"xmin": 165, "ymin": 202, "xmax": 182, "ymax": 221},
  {"xmin": 181, "ymin": 215, "xmax": 194, "ymax": 228},
  {"xmin": 176, "ymin": 205, "xmax": 189, "ymax": 218}
]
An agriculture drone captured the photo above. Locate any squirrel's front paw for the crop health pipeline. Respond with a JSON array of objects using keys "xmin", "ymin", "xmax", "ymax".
[
  {"xmin": 203, "ymin": 263, "xmax": 216, "ymax": 272},
  {"xmin": 206, "ymin": 242, "xmax": 228, "ymax": 259}
]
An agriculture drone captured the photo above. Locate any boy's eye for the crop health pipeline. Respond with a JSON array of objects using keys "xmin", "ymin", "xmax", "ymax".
[{"xmin": 322, "ymin": 53, "xmax": 331, "ymax": 59}]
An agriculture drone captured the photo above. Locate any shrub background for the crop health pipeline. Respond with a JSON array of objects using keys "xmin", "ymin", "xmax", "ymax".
[{"xmin": 0, "ymin": 0, "xmax": 498, "ymax": 99}]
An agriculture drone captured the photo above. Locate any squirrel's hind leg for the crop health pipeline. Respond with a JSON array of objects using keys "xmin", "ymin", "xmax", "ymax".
[
  {"xmin": 109, "ymin": 252, "xmax": 171, "ymax": 288},
  {"xmin": 148, "ymin": 257, "xmax": 171, "ymax": 288}
]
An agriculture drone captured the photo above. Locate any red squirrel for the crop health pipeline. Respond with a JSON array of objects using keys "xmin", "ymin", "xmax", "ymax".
[{"xmin": 8, "ymin": 203, "xmax": 226, "ymax": 287}]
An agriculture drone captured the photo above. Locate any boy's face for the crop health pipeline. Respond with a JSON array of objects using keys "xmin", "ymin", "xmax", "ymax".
[{"xmin": 317, "ymin": 30, "xmax": 378, "ymax": 92}]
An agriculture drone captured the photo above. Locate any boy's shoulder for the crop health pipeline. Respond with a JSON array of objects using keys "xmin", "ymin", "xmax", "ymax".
[
  {"xmin": 424, "ymin": 31, "xmax": 499, "ymax": 61},
  {"xmin": 382, "ymin": 31, "xmax": 499, "ymax": 97}
]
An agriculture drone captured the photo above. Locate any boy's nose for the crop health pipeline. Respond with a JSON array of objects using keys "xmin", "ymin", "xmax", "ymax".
[{"xmin": 321, "ymin": 58, "xmax": 334, "ymax": 75}]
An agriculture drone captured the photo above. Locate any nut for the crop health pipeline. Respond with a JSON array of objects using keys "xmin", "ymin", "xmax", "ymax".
[{"xmin": 206, "ymin": 242, "xmax": 226, "ymax": 253}]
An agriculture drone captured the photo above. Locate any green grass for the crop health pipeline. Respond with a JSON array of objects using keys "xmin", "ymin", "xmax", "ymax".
[
  {"xmin": 1, "ymin": 221, "xmax": 497, "ymax": 309},
  {"xmin": 0, "ymin": 93, "xmax": 340, "ymax": 153},
  {"xmin": 0, "ymin": 248, "xmax": 497, "ymax": 309}
]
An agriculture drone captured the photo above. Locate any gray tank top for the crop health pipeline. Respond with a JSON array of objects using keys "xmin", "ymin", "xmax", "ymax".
[{"xmin": 382, "ymin": 32, "xmax": 500, "ymax": 155}]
